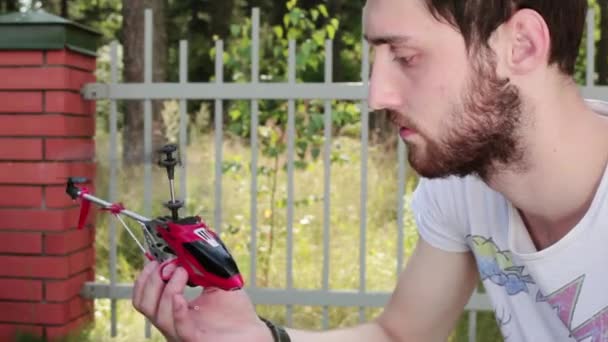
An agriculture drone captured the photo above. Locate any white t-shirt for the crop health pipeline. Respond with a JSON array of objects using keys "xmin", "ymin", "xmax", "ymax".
[{"xmin": 411, "ymin": 100, "xmax": 608, "ymax": 341}]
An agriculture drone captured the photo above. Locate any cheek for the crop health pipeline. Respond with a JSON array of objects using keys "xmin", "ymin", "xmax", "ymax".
[
  {"xmin": 409, "ymin": 76, "xmax": 459, "ymax": 134},
  {"xmin": 407, "ymin": 52, "xmax": 466, "ymax": 106},
  {"xmin": 398, "ymin": 52, "xmax": 470, "ymax": 135}
]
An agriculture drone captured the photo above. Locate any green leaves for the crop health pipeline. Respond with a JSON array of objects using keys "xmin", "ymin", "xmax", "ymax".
[
  {"xmin": 309, "ymin": 113, "xmax": 324, "ymax": 133},
  {"xmin": 218, "ymin": 0, "xmax": 361, "ymax": 181},
  {"xmin": 286, "ymin": 0, "xmax": 298, "ymax": 10},
  {"xmin": 312, "ymin": 30, "xmax": 326, "ymax": 46},
  {"xmin": 222, "ymin": 160, "xmax": 243, "ymax": 174},
  {"xmin": 220, "ymin": 0, "xmax": 346, "ymax": 166},
  {"xmin": 327, "ymin": 18, "xmax": 339, "ymax": 39},
  {"xmin": 273, "ymin": 26, "xmax": 284, "ymax": 39},
  {"xmin": 318, "ymin": 4, "xmax": 329, "ymax": 18},
  {"xmin": 259, "ymin": 125, "xmax": 285, "ymax": 158},
  {"xmin": 230, "ymin": 24, "xmax": 241, "ymax": 37}
]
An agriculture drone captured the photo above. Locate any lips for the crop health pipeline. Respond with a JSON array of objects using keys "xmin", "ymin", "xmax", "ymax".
[
  {"xmin": 399, "ymin": 127, "xmax": 416, "ymax": 139},
  {"xmin": 387, "ymin": 111, "xmax": 417, "ymax": 139}
]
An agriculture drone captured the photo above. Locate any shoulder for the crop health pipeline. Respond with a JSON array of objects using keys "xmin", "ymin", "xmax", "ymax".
[
  {"xmin": 412, "ymin": 175, "xmax": 496, "ymax": 213},
  {"xmin": 411, "ymin": 175, "xmax": 505, "ymax": 252}
]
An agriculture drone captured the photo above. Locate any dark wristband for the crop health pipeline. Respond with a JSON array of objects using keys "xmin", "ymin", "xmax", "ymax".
[{"xmin": 259, "ymin": 316, "xmax": 291, "ymax": 342}]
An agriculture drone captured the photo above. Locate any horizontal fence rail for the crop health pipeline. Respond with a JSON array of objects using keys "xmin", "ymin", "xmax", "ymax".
[
  {"xmin": 83, "ymin": 6, "xmax": 606, "ymax": 341},
  {"xmin": 81, "ymin": 83, "xmax": 608, "ymax": 102},
  {"xmin": 81, "ymin": 283, "xmax": 493, "ymax": 311},
  {"xmin": 82, "ymin": 83, "xmax": 369, "ymax": 100}
]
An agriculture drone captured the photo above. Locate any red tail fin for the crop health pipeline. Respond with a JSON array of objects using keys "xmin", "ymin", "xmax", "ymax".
[{"xmin": 77, "ymin": 188, "xmax": 91, "ymax": 230}]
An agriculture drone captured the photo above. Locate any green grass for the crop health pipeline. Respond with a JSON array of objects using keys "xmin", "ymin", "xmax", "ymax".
[{"xmin": 65, "ymin": 131, "xmax": 503, "ymax": 342}]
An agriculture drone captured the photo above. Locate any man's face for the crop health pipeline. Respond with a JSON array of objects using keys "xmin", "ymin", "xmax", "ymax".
[{"xmin": 364, "ymin": 0, "xmax": 524, "ymax": 180}]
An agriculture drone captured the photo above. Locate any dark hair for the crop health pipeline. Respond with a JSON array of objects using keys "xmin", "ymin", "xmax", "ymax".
[{"xmin": 425, "ymin": 0, "xmax": 588, "ymax": 75}]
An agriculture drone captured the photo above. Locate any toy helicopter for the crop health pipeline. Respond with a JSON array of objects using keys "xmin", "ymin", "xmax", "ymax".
[{"xmin": 66, "ymin": 144, "xmax": 244, "ymax": 291}]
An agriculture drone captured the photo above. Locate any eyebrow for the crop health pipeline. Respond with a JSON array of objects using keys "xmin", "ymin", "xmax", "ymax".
[{"xmin": 363, "ymin": 34, "xmax": 411, "ymax": 46}]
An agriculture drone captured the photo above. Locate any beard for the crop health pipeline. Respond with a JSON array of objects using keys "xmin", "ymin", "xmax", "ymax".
[{"xmin": 407, "ymin": 49, "xmax": 526, "ymax": 181}]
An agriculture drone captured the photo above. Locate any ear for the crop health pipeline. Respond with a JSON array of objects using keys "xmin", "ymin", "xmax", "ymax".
[{"xmin": 504, "ymin": 9, "xmax": 551, "ymax": 75}]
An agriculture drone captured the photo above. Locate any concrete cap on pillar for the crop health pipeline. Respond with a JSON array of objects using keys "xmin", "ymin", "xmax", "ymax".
[{"xmin": 0, "ymin": 9, "xmax": 102, "ymax": 56}]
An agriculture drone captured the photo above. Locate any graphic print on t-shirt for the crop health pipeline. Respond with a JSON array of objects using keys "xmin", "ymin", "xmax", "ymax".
[
  {"xmin": 467, "ymin": 235, "xmax": 535, "ymax": 295},
  {"xmin": 536, "ymin": 275, "xmax": 608, "ymax": 341}
]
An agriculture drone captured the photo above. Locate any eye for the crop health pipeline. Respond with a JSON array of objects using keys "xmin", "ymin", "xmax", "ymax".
[{"xmin": 393, "ymin": 55, "xmax": 416, "ymax": 67}]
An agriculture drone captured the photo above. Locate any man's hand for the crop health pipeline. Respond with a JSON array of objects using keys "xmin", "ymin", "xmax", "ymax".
[
  {"xmin": 131, "ymin": 238, "xmax": 477, "ymax": 342},
  {"xmin": 132, "ymin": 261, "xmax": 272, "ymax": 342}
]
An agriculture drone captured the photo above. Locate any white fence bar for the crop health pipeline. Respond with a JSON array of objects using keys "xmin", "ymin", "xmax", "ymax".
[
  {"xmin": 214, "ymin": 39, "xmax": 224, "ymax": 235},
  {"xmin": 468, "ymin": 309, "xmax": 478, "ymax": 342},
  {"xmin": 250, "ymin": 7, "xmax": 260, "ymax": 288},
  {"xmin": 322, "ymin": 39, "xmax": 333, "ymax": 329},
  {"xmin": 587, "ymin": 7, "xmax": 596, "ymax": 87},
  {"xmin": 286, "ymin": 39, "xmax": 296, "ymax": 325},
  {"xmin": 109, "ymin": 40, "xmax": 119, "ymax": 338},
  {"xmin": 581, "ymin": 86, "xmax": 608, "ymax": 99},
  {"xmin": 143, "ymin": 8, "xmax": 153, "ymax": 339},
  {"xmin": 397, "ymin": 139, "xmax": 406, "ymax": 272},
  {"xmin": 179, "ymin": 40, "xmax": 188, "ymax": 202},
  {"xmin": 359, "ymin": 39, "xmax": 370, "ymax": 323}
]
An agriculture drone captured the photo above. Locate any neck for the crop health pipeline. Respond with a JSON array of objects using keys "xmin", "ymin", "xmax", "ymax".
[{"xmin": 485, "ymin": 83, "xmax": 608, "ymax": 249}]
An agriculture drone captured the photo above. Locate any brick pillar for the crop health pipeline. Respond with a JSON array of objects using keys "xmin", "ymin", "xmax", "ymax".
[{"xmin": 0, "ymin": 10, "xmax": 100, "ymax": 342}]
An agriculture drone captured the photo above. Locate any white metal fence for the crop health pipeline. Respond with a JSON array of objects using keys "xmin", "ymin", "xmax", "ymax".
[{"xmin": 81, "ymin": 7, "xmax": 607, "ymax": 341}]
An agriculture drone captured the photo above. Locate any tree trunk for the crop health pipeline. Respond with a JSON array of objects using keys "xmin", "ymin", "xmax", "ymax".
[
  {"xmin": 61, "ymin": 0, "xmax": 68, "ymax": 18},
  {"xmin": 328, "ymin": 0, "xmax": 345, "ymax": 82},
  {"xmin": 0, "ymin": 0, "xmax": 18, "ymax": 12},
  {"xmin": 208, "ymin": 0, "xmax": 235, "ymax": 38},
  {"xmin": 122, "ymin": 0, "xmax": 168, "ymax": 165},
  {"xmin": 597, "ymin": 0, "xmax": 608, "ymax": 85}
]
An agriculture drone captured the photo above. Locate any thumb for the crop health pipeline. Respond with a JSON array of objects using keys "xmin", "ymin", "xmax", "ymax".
[{"xmin": 173, "ymin": 294, "xmax": 199, "ymax": 342}]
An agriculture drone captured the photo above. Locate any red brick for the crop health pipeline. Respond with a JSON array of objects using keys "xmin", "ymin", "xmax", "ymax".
[
  {"xmin": 46, "ymin": 184, "xmax": 97, "ymax": 209},
  {"xmin": 46, "ymin": 50, "xmax": 96, "ymax": 72},
  {"xmin": 44, "ymin": 228, "xmax": 94, "ymax": 255},
  {"xmin": 0, "ymin": 232, "xmax": 42, "ymax": 253},
  {"xmin": 0, "ymin": 138, "xmax": 42, "ymax": 160},
  {"xmin": 68, "ymin": 296, "xmax": 92, "ymax": 320},
  {"xmin": 86, "ymin": 269, "xmax": 94, "ymax": 282},
  {"xmin": 45, "ymin": 91, "xmax": 95, "ymax": 115},
  {"xmin": 0, "ymin": 186, "xmax": 42, "ymax": 207},
  {"xmin": 0, "ymin": 207, "xmax": 83, "ymax": 231},
  {"xmin": 68, "ymin": 247, "xmax": 95, "ymax": 275},
  {"xmin": 0, "ymin": 279, "xmax": 43, "ymax": 301},
  {"xmin": 45, "ymin": 313, "xmax": 91, "ymax": 341},
  {"xmin": 45, "ymin": 138, "xmax": 95, "ymax": 161},
  {"xmin": 0, "ymin": 51, "xmax": 44, "ymax": 66},
  {"xmin": 0, "ymin": 162, "xmax": 95, "ymax": 185},
  {"xmin": 45, "ymin": 272, "xmax": 89, "ymax": 301},
  {"xmin": 0, "ymin": 114, "xmax": 95, "ymax": 137},
  {"xmin": 0, "ymin": 302, "xmax": 69, "ymax": 324},
  {"xmin": 0, "ymin": 92, "xmax": 43, "ymax": 113},
  {"xmin": 0, "ymin": 255, "xmax": 70, "ymax": 278},
  {"xmin": 46, "ymin": 185, "xmax": 79, "ymax": 208},
  {"xmin": 0, "ymin": 67, "xmax": 95, "ymax": 91},
  {"xmin": 0, "ymin": 324, "xmax": 43, "ymax": 341}
]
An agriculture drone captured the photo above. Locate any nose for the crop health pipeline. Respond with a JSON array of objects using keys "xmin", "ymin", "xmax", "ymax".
[{"xmin": 368, "ymin": 47, "xmax": 404, "ymax": 112}]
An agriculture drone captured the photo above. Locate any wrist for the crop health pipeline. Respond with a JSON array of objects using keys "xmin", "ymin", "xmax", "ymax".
[
  {"xmin": 256, "ymin": 317, "xmax": 275, "ymax": 342},
  {"xmin": 258, "ymin": 316, "xmax": 291, "ymax": 342}
]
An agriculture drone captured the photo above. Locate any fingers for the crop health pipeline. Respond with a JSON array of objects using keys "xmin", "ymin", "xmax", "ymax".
[
  {"xmin": 173, "ymin": 293, "xmax": 200, "ymax": 341},
  {"xmin": 155, "ymin": 266, "xmax": 189, "ymax": 335},
  {"xmin": 132, "ymin": 260, "xmax": 158, "ymax": 311},
  {"xmin": 137, "ymin": 261, "xmax": 168, "ymax": 320},
  {"xmin": 132, "ymin": 261, "xmax": 200, "ymax": 341}
]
